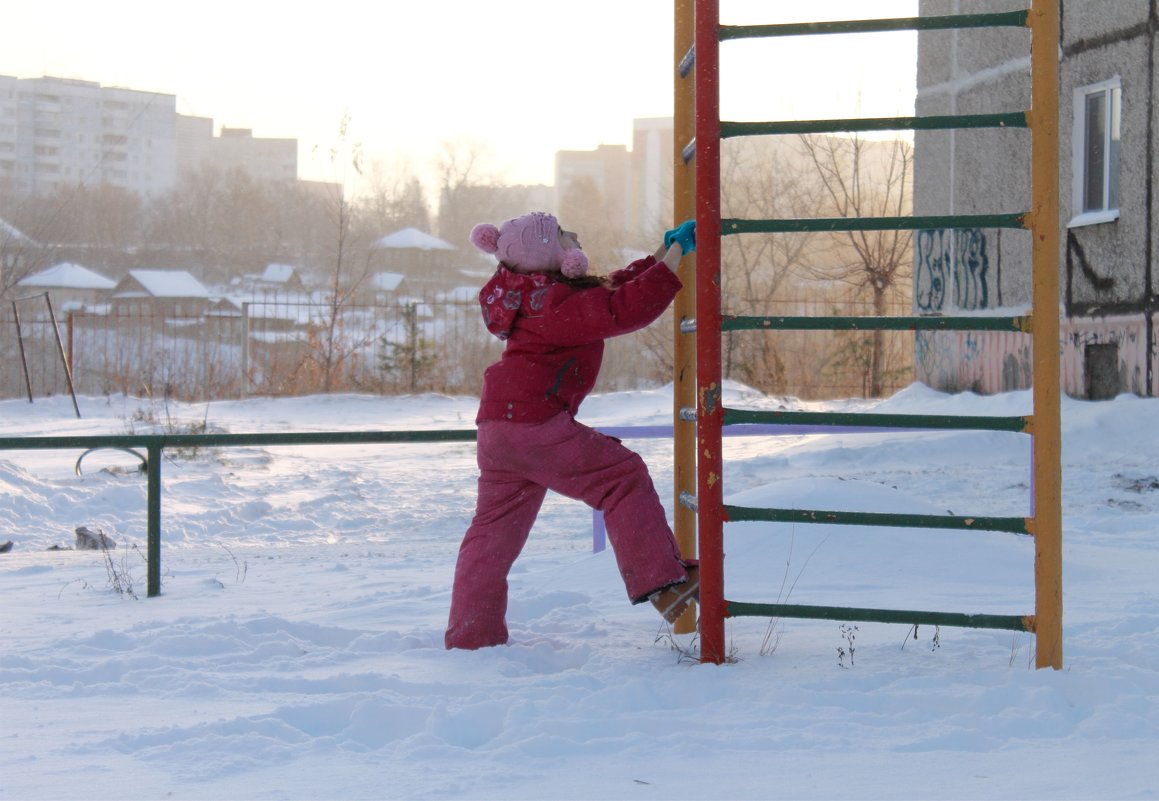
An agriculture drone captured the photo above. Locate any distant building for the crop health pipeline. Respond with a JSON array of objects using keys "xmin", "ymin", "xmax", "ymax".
[
  {"xmin": 555, "ymin": 143, "xmax": 631, "ymax": 233},
  {"xmin": 0, "ymin": 74, "xmax": 299, "ymax": 197},
  {"xmin": 228, "ymin": 263, "xmax": 308, "ymax": 297},
  {"xmin": 371, "ymin": 227, "xmax": 459, "ymax": 290},
  {"xmin": 176, "ymin": 116, "xmax": 297, "ymax": 183},
  {"xmin": 553, "ymin": 118, "xmax": 675, "ymax": 242},
  {"xmin": 109, "ymin": 269, "xmax": 210, "ymax": 316},
  {"xmin": 17, "ymin": 261, "xmax": 115, "ymax": 309},
  {"xmin": 631, "ymin": 117, "xmax": 675, "ymax": 239},
  {"xmin": 0, "ymin": 75, "xmax": 177, "ymax": 196}
]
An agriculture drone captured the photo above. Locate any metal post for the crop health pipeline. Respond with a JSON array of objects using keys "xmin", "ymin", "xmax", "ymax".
[
  {"xmin": 1028, "ymin": 0, "xmax": 1063, "ymax": 670},
  {"xmin": 241, "ymin": 301, "xmax": 251, "ymax": 398},
  {"xmin": 44, "ymin": 294, "xmax": 81, "ymax": 419},
  {"xmin": 11, "ymin": 299, "xmax": 34, "ymax": 403},
  {"xmin": 694, "ymin": 0, "xmax": 727, "ymax": 664},
  {"xmin": 672, "ymin": 0, "xmax": 698, "ymax": 634},
  {"xmin": 146, "ymin": 440, "xmax": 163, "ymax": 597}
]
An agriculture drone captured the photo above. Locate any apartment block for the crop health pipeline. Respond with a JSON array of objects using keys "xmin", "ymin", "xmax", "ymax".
[
  {"xmin": 0, "ymin": 75, "xmax": 177, "ymax": 196},
  {"xmin": 176, "ymin": 115, "xmax": 297, "ymax": 184},
  {"xmin": 0, "ymin": 75, "xmax": 298, "ymax": 197}
]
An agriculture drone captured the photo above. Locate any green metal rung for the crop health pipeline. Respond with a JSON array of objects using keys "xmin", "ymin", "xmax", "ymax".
[
  {"xmin": 719, "ymin": 11, "xmax": 1030, "ymax": 40},
  {"xmin": 722, "ymin": 314, "xmax": 1031, "ymax": 332},
  {"xmin": 725, "ymin": 601, "xmax": 1034, "ymax": 632},
  {"xmin": 722, "ymin": 407, "xmax": 1030, "ymax": 432},
  {"xmin": 721, "ymin": 112, "xmax": 1027, "ymax": 138},
  {"xmin": 724, "ymin": 504, "xmax": 1030, "ymax": 534},
  {"xmin": 723, "ymin": 213, "xmax": 1027, "ymax": 234},
  {"xmin": 0, "ymin": 429, "xmax": 479, "ymax": 453}
]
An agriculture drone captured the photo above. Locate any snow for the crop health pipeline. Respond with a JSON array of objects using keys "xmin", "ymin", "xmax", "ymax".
[
  {"xmin": 0, "ymin": 215, "xmax": 34, "ymax": 244},
  {"xmin": 373, "ymin": 227, "xmax": 457, "ymax": 251},
  {"xmin": 261, "ymin": 263, "xmax": 298, "ymax": 284},
  {"xmin": 115, "ymin": 269, "xmax": 211, "ymax": 299},
  {"xmin": 16, "ymin": 261, "xmax": 116, "ymax": 290},
  {"xmin": 1, "ymin": 382, "xmax": 1157, "ymax": 800}
]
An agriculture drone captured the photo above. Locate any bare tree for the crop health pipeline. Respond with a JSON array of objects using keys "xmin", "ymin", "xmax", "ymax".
[
  {"xmin": 434, "ymin": 138, "xmax": 505, "ymax": 250},
  {"xmin": 797, "ymin": 134, "xmax": 913, "ymax": 397},
  {"xmin": 558, "ymin": 175, "xmax": 633, "ymax": 270},
  {"xmin": 360, "ymin": 158, "xmax": 431, "ymax": 235},
  {"xmin": 718, "ymin": 137, "xmax": 826, "ymax": 394},
  {"xmin": 304, "ymin": 113, "xmax": 377, "ymax": 393}
]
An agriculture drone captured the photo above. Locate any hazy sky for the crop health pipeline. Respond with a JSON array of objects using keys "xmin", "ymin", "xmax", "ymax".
[{"xmin": 5, "ymin": 1, "xmax": 919, "ymax": 189}]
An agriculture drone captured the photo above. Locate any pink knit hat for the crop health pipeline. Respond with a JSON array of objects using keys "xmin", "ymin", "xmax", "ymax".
[{"xmin": 470, "ymin": 212, "xmax": 589, "ymax": 278}]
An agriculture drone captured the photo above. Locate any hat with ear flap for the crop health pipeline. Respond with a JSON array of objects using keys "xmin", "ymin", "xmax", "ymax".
[{"xmin": 470, "ymin": 211, "xmax": 588, "ymax": 278}]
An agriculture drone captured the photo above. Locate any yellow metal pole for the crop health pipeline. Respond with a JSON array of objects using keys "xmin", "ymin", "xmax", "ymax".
[
  {"xmin": 1028, "ymin": 0, "xmax": 1063, "ymax": 670},
  {"xmin": 672, "ymin": 0, "xmax": 698, "ymax": 633}
]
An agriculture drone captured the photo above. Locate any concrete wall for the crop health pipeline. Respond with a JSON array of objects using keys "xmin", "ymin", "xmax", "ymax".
[{"xmin": 914, "ymin": 0, "xmax": 1157, "ymax": 397}]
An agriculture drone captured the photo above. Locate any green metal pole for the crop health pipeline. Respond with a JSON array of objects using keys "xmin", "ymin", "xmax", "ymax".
[{"xmin": 146, "ymin": 441, "xmax": 162, "ymax": 597}]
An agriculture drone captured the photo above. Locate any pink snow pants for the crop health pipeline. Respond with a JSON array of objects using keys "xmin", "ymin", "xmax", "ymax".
[{"xmin": 444, "ymin": 412, "xmax": 688, "ymax": 650}]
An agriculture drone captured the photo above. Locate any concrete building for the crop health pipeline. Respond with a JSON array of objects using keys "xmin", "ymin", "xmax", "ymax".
[
  {"xmin": 552, "ymin": 118, "xmax": 675, "ymax": 243},
  {"xmin": 0, "ymin": 75, "xmax": 299, "ymax": 197},
  {"xmin": 176, "ymin": 116, "xmax": 297, "ymax": 183},
  {"xmin": 0, "ymin": 75, "xmax": 177, "ymax": 197},
  {"xmin": 630, "ymin": 117, "xmax": 675, "ymax": 239},
  {"xmin": 914, "ymin": 1, "xmax": 1154, "ymax": 398},
  {"xmin": 555, "ymin": 143, "xmax": 632, "ymax": 232}
]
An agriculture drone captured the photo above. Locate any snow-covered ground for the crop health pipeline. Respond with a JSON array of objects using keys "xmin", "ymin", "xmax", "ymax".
[{"xmin": 1, "ymin": 383, "xmax": 1156, "ymax": 800}]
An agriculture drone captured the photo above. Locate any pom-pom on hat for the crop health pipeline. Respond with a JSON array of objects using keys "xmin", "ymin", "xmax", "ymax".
[{"xmin": 470, "ymin": 211, "xmax": 588, "ymax": 278}]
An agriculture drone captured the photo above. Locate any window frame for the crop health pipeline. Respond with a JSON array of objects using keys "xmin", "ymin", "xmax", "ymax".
[{"xmin": 1069, "ymin": 75, "xmax": 1122, "ymax": 228}]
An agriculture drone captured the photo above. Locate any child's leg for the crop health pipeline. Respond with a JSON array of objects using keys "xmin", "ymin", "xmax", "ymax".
[
  {"xmin": 530, "ymin": 415, "xmax": 688, "ymax": 603},
  {"xmin": 445, "ymin": 467, "xmax": 547, "ymax": 650}
]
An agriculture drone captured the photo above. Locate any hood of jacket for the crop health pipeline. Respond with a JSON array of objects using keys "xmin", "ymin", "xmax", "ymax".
[{"xmin": 478, "ymin": 266, "xmax": 554, "ymax": 340}]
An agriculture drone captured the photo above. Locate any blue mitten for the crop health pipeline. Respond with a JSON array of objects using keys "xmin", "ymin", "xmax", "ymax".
[{"xmin": 663, "ymin": 219, "xmax": 696, "ymax": 253}]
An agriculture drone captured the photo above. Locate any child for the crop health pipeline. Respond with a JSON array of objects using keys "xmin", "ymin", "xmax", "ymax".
[{"xmin": 444, "ymin": 211, "xmax": 699, "ymax": 650}]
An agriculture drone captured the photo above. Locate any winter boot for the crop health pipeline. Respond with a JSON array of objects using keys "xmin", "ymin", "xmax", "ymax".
[{"xmin": 649, "ymin": 563, "xmax": 699, "ymax": 623}]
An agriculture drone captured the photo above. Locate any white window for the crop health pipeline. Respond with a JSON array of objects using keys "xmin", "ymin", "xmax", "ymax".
[{"xmin": 1070, "ymin": 76, "xmax": 1121, "ymax": 227}]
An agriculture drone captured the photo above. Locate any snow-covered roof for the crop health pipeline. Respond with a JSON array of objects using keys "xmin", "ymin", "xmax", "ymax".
[
  {"xmin": 372, "ymin": 227, "xmax": 456, "ymax": 251},
  {"xmin": 115, "ymin": 270, "xmax": 210, "ymax": 299},
  {"xmin": 0, "ymin": 216, "xmax": 35, "ymax": 245},
  {"xmin": 372, "ymin": 272, "xmax": 405, "ymax": 292},
  {"xmin": 261, "ymin": 263, "xmax": 298, "ymax": 283},
  {"xmin": 18, "ymin": 262, "xmax": 116, "ymax": 290}
]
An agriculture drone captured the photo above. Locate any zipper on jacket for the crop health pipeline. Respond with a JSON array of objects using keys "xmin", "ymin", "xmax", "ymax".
[{"xmin": 545, "ymin": 357, "xmax": 577, "ymax": 398}]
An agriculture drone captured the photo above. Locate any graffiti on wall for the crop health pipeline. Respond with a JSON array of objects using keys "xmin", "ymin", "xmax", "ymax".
[
  {"xmin": 915, "ymin": 228, "xmax": 990, "ymax": 312},
  {"xmin": 914, "ymin": 227, "xmax": 1018, "ymax": 391}
]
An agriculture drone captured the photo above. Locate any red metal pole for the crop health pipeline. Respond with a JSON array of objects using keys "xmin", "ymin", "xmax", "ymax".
[{"xmin": 694, "ymin": 0, "xmax": 726, "ymax": 664}]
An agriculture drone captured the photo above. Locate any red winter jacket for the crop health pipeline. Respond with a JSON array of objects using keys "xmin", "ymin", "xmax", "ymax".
[{"xmin": 475, "ymin": 256, "xmax": 683, "ymax": 424}]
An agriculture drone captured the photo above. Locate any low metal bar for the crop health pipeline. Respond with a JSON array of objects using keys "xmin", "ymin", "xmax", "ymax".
[
  {"xmin": 722, "ymin": 407, "xmax": 1030, "ymax": 432},
  {"xmin": 722, "ymin": 314, "xmax": 1032, "ymax": 332},
  {"xmin": 721, "ymin": 112, "xmax": 1027, "ymax": 138},
  {"xmin": 723, "ymin": 213, "xmax": 1027, "ymax": 234},
  {"xmin": 725, "ymin": 504, "xmax": 1030, "ymax": 534},
  {"xmin": 726, "ymin": 600, "xmax": 1034, "ymax": 632},
  {"xmin": 719, "ymin": 11, "xmax": 1030, "ymax": 40}
]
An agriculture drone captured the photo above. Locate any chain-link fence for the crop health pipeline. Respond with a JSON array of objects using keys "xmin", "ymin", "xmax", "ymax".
[{"xmin": 2, "ymin": 291, "xmax": 915, "ymax": 404}]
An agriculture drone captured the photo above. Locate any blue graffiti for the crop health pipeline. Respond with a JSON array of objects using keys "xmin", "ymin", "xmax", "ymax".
[
  {"xmin": 954, "ymin": 229, "xmax": 990, "ymax": 311},
  {"xmin": 915, "ymin": 229, "xmax": 949, "ymax": 312},
  {"xmin": 916, "ymin": 228, "xmax": 990, "ymax": 312}
]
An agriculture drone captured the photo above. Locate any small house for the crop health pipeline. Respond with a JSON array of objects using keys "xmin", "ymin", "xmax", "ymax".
[
  {"xmin": 371, "ymin": 227, "xmax": 458, "ymax": 289},
  {"xmin": 109, "ymin": 270, "xmax": 211, "ymax": 318},
  {"xmin": 17, "ymin": 262, "xmax": 116, "ymax": 310}
]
